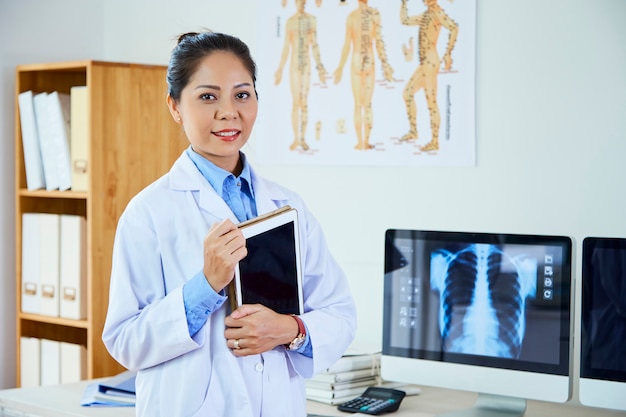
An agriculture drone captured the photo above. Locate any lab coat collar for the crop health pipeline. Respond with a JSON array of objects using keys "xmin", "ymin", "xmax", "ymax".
[
  {"xmin": 168, "ymin": 151, "xmax": 291, "ymax": 221},
  {"xmin": 249, "ymin": 165, "xmax": 291, "ymax": 214}
]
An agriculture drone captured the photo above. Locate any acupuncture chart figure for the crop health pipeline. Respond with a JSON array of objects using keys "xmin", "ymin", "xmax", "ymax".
[
  {"xmin": 282, "ymin": 0, "xmax": 322, "ymax": 8},
  {"xmin": 400, "ymin": 0, "xmax": 458, "ymax": 152},
  {"xmin": 275, "ymin": 0, "xmax": 327, "ymax": 151},
  {"xmin": 334, "ymin": 0, "xmax": 394, "ymax": 151}
]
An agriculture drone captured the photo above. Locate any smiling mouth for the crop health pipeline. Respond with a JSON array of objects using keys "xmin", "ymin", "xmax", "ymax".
[{"xmin": 214, "ymin": 130, "xmax": 240, "ymax": 140}]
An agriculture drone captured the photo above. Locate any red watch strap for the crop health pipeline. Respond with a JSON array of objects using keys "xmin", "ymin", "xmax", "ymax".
[{"xmin": 292, "ymin": 314, "xmax": 306, "ymax": 336}]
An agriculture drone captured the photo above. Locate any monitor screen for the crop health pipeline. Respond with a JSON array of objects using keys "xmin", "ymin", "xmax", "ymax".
[
  {"xmin": 580, "ymin": 237, "xmax": 626, "ymax": 411},
  {"xmin": 381, "ymin": 229, "xmax": 572, "ymax": 415}
]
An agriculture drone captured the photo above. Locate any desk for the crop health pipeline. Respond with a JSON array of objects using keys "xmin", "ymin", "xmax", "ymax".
[
  {"xmin": 0, "ymin": 380, "xmax": 134, "ymax": 417},
  {"xmin": 308, "ymin": 387, "xmax": 626, "ymax": 416},
  {"xmin": 1, "ymin": 381, "xmax": 625, "ymax": 417}
]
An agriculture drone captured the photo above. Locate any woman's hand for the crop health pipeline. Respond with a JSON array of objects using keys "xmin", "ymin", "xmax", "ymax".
[
  {"xmin": 203, "ymin": 219, "xmax": 247, "ymax": 293},
  {"xmin": 224, "ymin": 305, "xmax": 299, "ymax": 357}
]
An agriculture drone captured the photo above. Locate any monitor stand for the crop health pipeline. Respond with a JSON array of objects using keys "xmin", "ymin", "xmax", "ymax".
[{"xmin": 439, "ymin": 393, "xmax": 527, "ymax": 417}]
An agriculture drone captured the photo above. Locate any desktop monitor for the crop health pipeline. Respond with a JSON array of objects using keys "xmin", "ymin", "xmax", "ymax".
[
  {"xmin": 580, "ymin": 237, "xmax": 626, "ymax": 411},
  {"xmin": 381, "ymin": 229, "xmax": 572, "ymax": 417}
]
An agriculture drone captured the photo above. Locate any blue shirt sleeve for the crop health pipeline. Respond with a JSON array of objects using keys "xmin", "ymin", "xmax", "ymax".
[
  {"xmin": 183, "ymin": 271, "xmax": 227, "ymax": 337},
  {"xmin": 294, "ymin": 326, "xmax": 313, "ymax": 358}
]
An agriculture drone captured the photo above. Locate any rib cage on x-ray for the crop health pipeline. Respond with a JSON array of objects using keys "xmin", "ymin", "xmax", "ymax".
[{"xmin": 430, "ymin": 244, "xmax": 537, "ymax": 359}]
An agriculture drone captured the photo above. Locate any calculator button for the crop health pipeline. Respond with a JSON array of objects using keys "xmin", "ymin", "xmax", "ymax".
[{"xmin": 370, "ymin": 399, "xmax": 395, "ymax": 412}]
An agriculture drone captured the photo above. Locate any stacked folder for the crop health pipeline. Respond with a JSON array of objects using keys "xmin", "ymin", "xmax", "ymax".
[
  {"xmin": 17, "ymin": 87, "xmax": 88, "ymax": 192},
  {"xmin": 306, "ymin": 350, "xmax": 381, "ymax": 405},
  {"xmin": 21, "ymin": 213, "xmax": 87, "ymax": 320},
  {"xmin": 20, "ymin": 336, "xmax": 86, "ymax": 388},
  {"xmin": 20, "ymin": 213, "xmax": 87, "ymax": 388},
  {"xmin": 81, "ymin": 370, "xmax": 137, "ymax": 407}
]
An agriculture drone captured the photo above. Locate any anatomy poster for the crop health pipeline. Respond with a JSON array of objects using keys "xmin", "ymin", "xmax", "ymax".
[{"xmin": 255, "ymin": 0, "xmax": 476, "ymax": 166}]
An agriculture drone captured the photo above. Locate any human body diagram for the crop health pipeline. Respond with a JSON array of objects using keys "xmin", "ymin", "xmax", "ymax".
[
  {"xmin": 275, "ymin": 0, "xmax": 327, "ymax": 151},
  {"xmin": 263, "ymin": 0, "xmax": 474, "ymax": 165},
  {"xmin": 400, "ymin": 0, "xmax": 458, "ymax": 152},
  {"xmin": 334, "ymin": 0, "xmax": 394, "ymax": 151}
]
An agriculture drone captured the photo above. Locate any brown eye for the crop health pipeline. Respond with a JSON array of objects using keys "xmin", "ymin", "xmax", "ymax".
[{"xmin": 200, "ymin": 93, "xmax": 217, "ymax": 101}]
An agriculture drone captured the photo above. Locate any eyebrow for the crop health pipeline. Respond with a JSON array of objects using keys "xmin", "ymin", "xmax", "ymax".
[{"xmin": 194, "ymin": 82, "xmax": 253, "ymax": 91}]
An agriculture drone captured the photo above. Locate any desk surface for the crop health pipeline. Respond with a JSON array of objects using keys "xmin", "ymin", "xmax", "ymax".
[
  {"xmin": 308, "ymin": 387, "xmax": 626, "ymax": 417},
  {"xmin": 1, "ymin": 380, "xmax": 625, "ymax": 417}
]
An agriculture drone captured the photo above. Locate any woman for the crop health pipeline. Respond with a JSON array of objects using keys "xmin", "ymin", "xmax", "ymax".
[{"xmin": 102, "ymin": 31, "xmax": 356, "ymax": 417}]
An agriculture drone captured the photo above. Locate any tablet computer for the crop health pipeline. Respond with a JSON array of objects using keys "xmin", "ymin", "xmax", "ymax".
[{"xmin": 230, "ymin": 206, "xmax": 304, "ymax": 315}]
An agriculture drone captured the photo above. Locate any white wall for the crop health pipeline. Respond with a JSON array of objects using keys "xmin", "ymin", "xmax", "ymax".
[
  {"xmin": 1, "ymin": 0, "xmax": 625, "ymax": 404},
  {"xmin": 101, "ymin": 0, "xmax": 259, "ymax": 66}
]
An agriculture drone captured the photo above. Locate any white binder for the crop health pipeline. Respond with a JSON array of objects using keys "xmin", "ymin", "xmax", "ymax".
[
  {"xmin": 39, "ymin": 213, "xmax": 60, "ymax": 317},
  {"xmin": 60, "ymin": 214, "xmax": 87, "ymax": 320},
  {"xmin": 46, "ymin": 92, "xmax": 72, "ymax": 191},
  {"xmin": 40, "ymin": 339, "xmax": 61, "ymax": 386},
  {"xmin": 60, "ymin": 342, "xmax": 87, "ymax": 384},
  {"xmin": 20, "ymin": 337, "xmax": 41, "ymax": 388},
  {"xmin": 70, "ymin": 86, "xmax": 89, "ymax": 192},
  {"xmin": 21, "ymin": 213, "xmax": 41, "ymax": 315},
  {"xmin": 18, "ymin": 91, "xmax": 46, "ymax": 190},
  {"xmin": 33, "ymin": 92, "xmax": 58, "ymax": 191}
]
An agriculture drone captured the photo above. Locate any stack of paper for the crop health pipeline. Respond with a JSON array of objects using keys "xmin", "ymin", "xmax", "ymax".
[
  {"xmin": 306, "ymin": 348, "xmax": 381, "ymax": 405},
  {"xmin": 81, "ymin": 370, "xmax": 136, "ymax": 407}
]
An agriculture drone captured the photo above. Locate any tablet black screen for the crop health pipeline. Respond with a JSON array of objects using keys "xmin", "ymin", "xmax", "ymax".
[{"xmin": 238, "ymin": 221, "xmax": 300, "ymax": 314}]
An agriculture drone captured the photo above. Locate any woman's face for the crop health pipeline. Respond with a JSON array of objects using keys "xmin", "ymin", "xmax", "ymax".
[{"xmin": 168, "ymin": 51, "xmax": 258, "ymax": 173}]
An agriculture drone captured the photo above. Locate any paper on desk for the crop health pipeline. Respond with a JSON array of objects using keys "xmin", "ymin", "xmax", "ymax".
[
  {"xmin": 80, "ymin": 381, "xmax": 135, "ymax": 407},
  {"xmin": 342, "ymin": 343, "xmax": 381, "ymax": 356},
  {"xmin": 97, "ymin": 370, "xmax": 136, "ymax": 395}
]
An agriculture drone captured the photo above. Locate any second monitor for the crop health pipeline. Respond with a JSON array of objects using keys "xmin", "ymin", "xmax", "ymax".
[
  {"xmin": 381, "ymin": 229, "xmax": 573, "ymax": 417},
  {"xmin": 580, "ymin": 237, "xmax": 626, "ymax": 412}
]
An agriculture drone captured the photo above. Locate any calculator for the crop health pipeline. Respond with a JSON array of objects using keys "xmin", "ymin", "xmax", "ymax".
[{"xmin": 337, "ymin": 386, "xmax": 406, "ymax": 415}]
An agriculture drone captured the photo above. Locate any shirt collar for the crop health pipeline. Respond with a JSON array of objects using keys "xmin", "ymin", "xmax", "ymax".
[{"xmin": 185, "ymin": 146, "xmax": 255, "ymax": 199}]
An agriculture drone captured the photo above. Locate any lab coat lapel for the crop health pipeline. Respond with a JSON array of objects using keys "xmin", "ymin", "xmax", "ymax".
[
  {"xmin": 169, "ymin": 151, "xmax": 238, "ymax": 222},
  {"xmin": 250, "ymin": 166, "xmax": 290, "ymax": 215},
  {"xmin": 198, "ymin": 183, "xmax": 238, "ymax": 222}
]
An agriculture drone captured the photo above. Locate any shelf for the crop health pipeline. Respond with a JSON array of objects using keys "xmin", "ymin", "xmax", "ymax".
[
  {"xmin": 20, "ymin": 318, "xmax": 87, "ymax": 347},
  {"xmin": 18, "ymin": 189, "xmax": 88, "ymax": 200},
  {"xmin": 14, "ymin": 60, "xmax": 187, "ymax": 385},
  {"xmin": 18, "ymin": 313, "xmax": 89, "ymax": 329}
]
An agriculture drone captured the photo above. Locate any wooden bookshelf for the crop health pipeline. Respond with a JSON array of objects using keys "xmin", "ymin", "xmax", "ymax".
[{"xmin": 14, "ymin": 61, "xmax": 187, "ymax": 385}]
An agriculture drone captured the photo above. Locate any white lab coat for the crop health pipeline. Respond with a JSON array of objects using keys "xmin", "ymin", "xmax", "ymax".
[{"xmin": 102, "ymin": 151, "xmax": 356, "ymax": 417}]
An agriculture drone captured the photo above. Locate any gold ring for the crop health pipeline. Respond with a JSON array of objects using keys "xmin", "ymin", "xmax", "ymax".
[{"xmin": 234, "ymin": 339, "xmax": 240, "ymax": 350}]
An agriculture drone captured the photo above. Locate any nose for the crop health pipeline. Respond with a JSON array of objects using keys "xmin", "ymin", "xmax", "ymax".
[{"xmin": 216, "ymin": 98, "xmax": 237, "ymax": 120}]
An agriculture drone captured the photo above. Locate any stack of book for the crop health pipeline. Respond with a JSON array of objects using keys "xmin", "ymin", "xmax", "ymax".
[{"xmin": 306, "ymin": 350, "xmax": 381, "ymax": 405}]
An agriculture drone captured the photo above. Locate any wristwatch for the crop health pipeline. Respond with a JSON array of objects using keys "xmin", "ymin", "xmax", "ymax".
[{"xmin": 286, "ymin": 314, "xmax": 306, "ymax": 351}]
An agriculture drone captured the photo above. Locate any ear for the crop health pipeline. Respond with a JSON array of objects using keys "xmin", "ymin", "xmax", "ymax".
[{"xmin": 167, "ymin": 94, "xmax": 182, "ymax": 124}]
